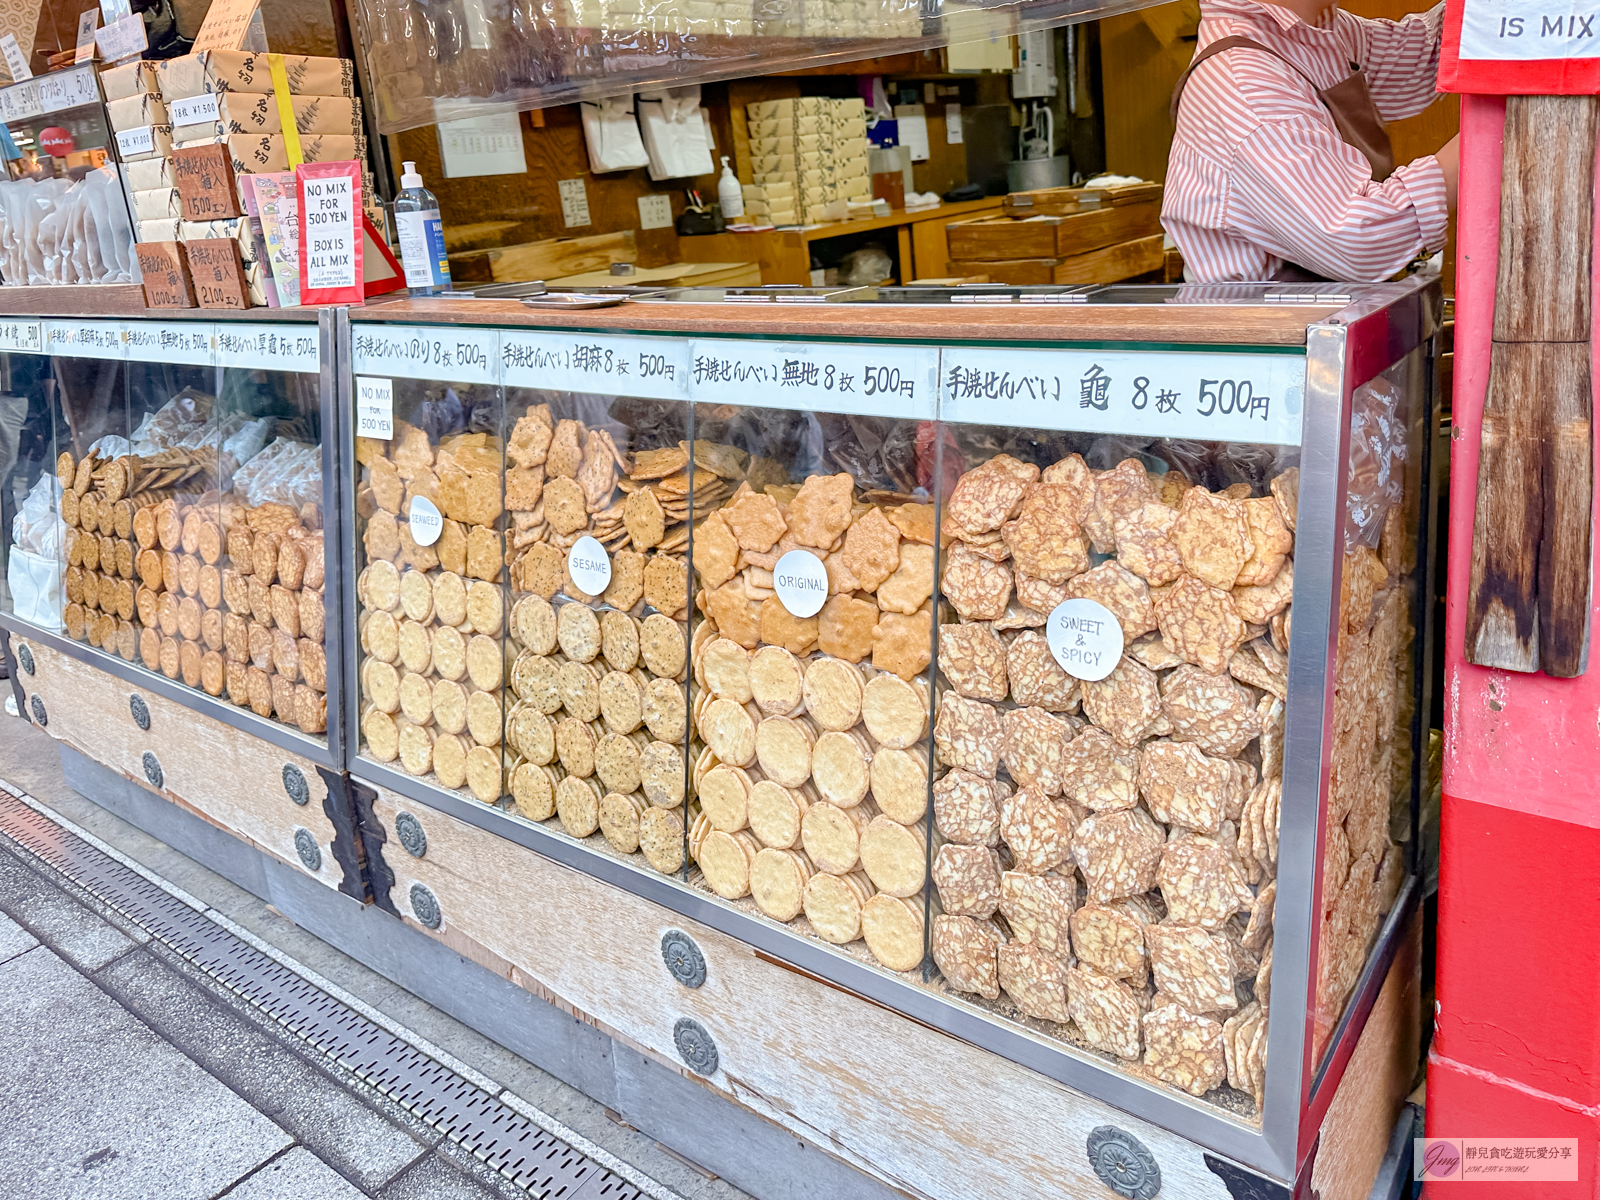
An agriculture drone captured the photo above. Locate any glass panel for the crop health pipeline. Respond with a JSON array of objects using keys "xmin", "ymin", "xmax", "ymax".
[
  {"xmin": 123, "ymin": 323, "xmax": 219, "ymax": 683},
  {"xmin": 499, "ymin": 369, "xmax": 693, "ymax": 876},
  {"xmin": 212, "ymin": 325, "xmax": 328, "ymax": 734},
  {"xmin": 683, "ymin": 342, "xmax": 940, "ymax": 980},
  {"xmin": 351, "ymin": 325, "xmax": 506, "ymax": 799},
  {"xmin": 51, "ymin": 324, "xmax": 131, "ymax": 653},
  {"xmin": 1312, "ymin": 346, "xmax": 1426, "ymax": 1064},
  {"xmin": 0, "ymin": 337, "xmax": 57, "ymax": 628},
  {"xmin": 928, "ymin": 350, "xmax": 1304, "ymax": 1119}
]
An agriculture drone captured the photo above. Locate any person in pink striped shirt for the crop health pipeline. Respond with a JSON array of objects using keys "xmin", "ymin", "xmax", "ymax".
[{"xmin": 1165, "ymin": 0, "xmax": 1459, "ymax": 282}]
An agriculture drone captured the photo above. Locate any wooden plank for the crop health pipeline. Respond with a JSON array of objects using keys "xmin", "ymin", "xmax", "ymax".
[
  {"xmin": 1464, "ymin": 342, "xmax": 1573, "ymax": 672},
  {"xmin": 1099, "ymin": 6, "xmax": 1194, "ymax": 184},
  {"xmin": 947, "ymin": 216, "xmax": 1063, "ymax": 261},
  {"xmin": 1539, "ymin": 345, "xmax": 1594, "ymax": 677},
  {"xmin": 367, "ymin": 784, "xmax": 1247, "ymax": 1200},
  {"xmin": 1052, "ymin": 234, "xmax": 1167, "ymax": 285},
  {"xmin": 356, "ymin": 294, "xmax": 1334, "ymax": 345},
  {"xmin": 486, "ymin": 231, "xmax": 638, "ymax": 283},
  {"xmin": 945, "ymin": 256, "xmax": 1061, "ymax": 285},
  {"xmin": 1493, "ymin": 100, "xmax": 1595, "ymax": 344},
  {"xmin": 549, "ymin": 261, "xmax": 761, "ymax": 287},
  {"xmin": 1310, "ymin": 906, "xmax": 1422, "ymax": 1200},
  {"xmin": 19, "ymin": 641, "xmax": 349, "ymax": 892},
  {"xmin": 1003, "ymin": 182, "xmax": 1163, "ymax": 216},
  {"xmin": 676, "ymin": 229, "xmax": 811, "ymax": 284}
]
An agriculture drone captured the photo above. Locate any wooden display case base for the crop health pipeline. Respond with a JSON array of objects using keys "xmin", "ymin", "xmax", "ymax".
[
  {"xmin": 11, "ymin": 635, "xmax": 1422, "ymax": 1200},
  {"xmin": 0, "ymin": 284, "xmax": 150, "ymax": 315}
]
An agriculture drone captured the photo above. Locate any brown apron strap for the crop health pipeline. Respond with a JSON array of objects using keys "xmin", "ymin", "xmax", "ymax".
[{"xmin": 1169, "ymin": 34, "xmax": 1396, "ymax": 182}]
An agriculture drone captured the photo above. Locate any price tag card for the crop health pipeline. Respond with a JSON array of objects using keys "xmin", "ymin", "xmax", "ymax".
[
  {"xmin": 188, "ymin": 238, "xmax": 250, "ymax": 310},
  {"xmin": 296, "ymin": 160, "xmax": 363, "ymax": 305},
  {"xmin": 688, "ymin": 339, "xmax": 938, "ymax": 419},
  {"xmin": 939, "ymin": 346, "xmax": 1306, "ymax": 446},
  {"xmin": 350, "ymin": 324, "xmax": 498, "ymax": 384},
  {"xmin": 172, "ymin": 144, "xmax": 241, "ymax": 220},
  {"xmin": 0, "ymin": 319, "xmax": 43, "ymax": 353},
  {"xmin": 501, "ymin": 330, "xmax": 690, "ymax": 400},
  {"xmin": 115, "ymin": 126, "xmax": 154, "ymax": 158},
  {"xmin": 168, "ymin": 93, "xmax": 219, "ymax": 127},
  {"xmin": 125, "ymin": 320, "xmax": 213, "ymax": 365},
  {"xmin": 44, "ymin": 320, "xmax": 125, "ymax": 359},
  {"xmin": 215, "ymin": 323, "xmax": 321, "ymax": 373},
  {"xmin": 136, "ymin": 242, "xmax": 198, "ymax": 308},
  {"xmin": 355, "ymin": 376, "xmax": 394, "ymax": 439}
]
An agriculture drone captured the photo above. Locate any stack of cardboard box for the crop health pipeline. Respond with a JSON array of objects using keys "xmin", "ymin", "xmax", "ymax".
[{"xmin": 741, "ymin": 97, "xmax": 870, "ymax": 225}]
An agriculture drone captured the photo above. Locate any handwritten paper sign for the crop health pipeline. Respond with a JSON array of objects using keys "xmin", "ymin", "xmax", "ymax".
[
  {"xmin": 193, "ymin": 0, "xmax": 259, "ymax": 53},
  {"xmin": 214, "ymin": 324, "xmax": 320, "ymax": 373},
  {"xmin": 688, "ymin": 338, "xmax": 938, "ymax": 420},
  {"xmin": 0, "ymin": 34, "xmax": 31, "ymax": 81},
  {"xmin": 188, "ymin": 239, "xmax": 251, "ymax": 309},
  {"xmin": 501, "ymin": 331, "xmax": 690, "ymax": 400},
  {"xmin": 44, "ymin": 320, "xmax": 125, "ymax": 358},
  {"xmin": 172, "ymin": 144, "xmax": 242, "ymax": 220},
  {"xmin": 0, "ymin": 320, "xmax": 42, "ymax": 354},
  {"xmin": 136, "ymin": 242, "xmax": 197, "ymax": 308},
  {"xmin": 125, "ymin": 321, "xmax": 213, "ymax": 365},
  {"xmin": 938, "ymin": 345, "xmax": 1306, "ymax": 446},
  {"xmin": 350, "ymin": 324, "xmax": 497, "ymax": 384},
  {"xmin": 296, "ymin": 160, "xmax": 362, "ymax": 305}
]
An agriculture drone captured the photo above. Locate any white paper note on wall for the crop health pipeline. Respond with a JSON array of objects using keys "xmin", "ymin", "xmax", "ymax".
[
  {"xmin": 437, "ymin": 109, "xmax": 527, "ymax": 178},
  {"xmin": 946, "ymin": 103, "xmax": 963, "ymax": 144},
  {"xmin": 893, "ymin": 104, "xmax": 930, "ymax": 162},
  {"xmin": 559, "ymin": 178, "xmax": 592, "ymax": 227}
]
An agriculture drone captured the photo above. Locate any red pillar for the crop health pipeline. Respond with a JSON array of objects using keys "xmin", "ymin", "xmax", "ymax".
[{"xmin": 1429, "ymin": 92, "xmax": 1600, "ymax": 1196}]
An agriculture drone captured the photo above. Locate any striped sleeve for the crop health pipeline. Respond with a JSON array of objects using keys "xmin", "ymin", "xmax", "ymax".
[
  {"xmin": 1226, "ymin": 114, "xmax": 1450, "ymax": 281},
  {"xmin": 1355, "ymin": 1, "xmax": 1446, "ymax": 122}
]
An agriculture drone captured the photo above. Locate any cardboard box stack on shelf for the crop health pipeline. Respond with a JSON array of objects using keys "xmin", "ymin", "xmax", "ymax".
[
  {"xmin": 596, "ymin": 0, "xmax": 754, "ymax": 36},
  {"xmin": 106, "ymin": 51, "xmax": 368, "ymax": 307},
  {"xmin": 944, "ymin": 182, "xmax": 1166, "ymax": 285},
  {"xmin": 743, "ymin": 97, "xmax": 870, "ymax": 225},
  {"xmin": 752, "ymin": 0, "xmax": 921, "ymax": 37}
]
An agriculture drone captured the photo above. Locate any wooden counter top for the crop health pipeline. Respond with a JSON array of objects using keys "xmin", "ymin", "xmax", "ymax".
[{"xmin": 351, "ymin": 296, "xmax": 1333, "ymax": 346}]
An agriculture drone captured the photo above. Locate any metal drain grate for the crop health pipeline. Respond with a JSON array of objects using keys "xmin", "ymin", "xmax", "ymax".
[{"xmin": 0, "ymin": 786, "xmax": 650, "ymax": 1200}]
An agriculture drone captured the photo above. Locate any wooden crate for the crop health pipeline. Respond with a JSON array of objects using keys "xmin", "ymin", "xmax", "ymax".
[
  {"xmin": 946, "ymin": 201, "xmax": 1163, "ymax": 262},
  {"xmin": 949, "ymin": 233, "xmax": 1166, "ymax": 286}
]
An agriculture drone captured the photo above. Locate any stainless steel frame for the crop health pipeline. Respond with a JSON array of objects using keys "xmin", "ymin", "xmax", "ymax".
[
  {"xmin": 338, "ymin": 275, "xmax": 1439, "ymax": 1185},
  {"xmin": 0, "ymin": 308, "xmax": 346, "ymax": 771}
]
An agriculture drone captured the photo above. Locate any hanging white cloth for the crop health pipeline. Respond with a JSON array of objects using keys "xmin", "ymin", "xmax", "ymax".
[
  {"xmin": 580, "ymin": 96, "xmax": 650, "ymax": 173},
  {"xmin": 637, "ymin": 85, "xmax": 714, "ymax": 180}
]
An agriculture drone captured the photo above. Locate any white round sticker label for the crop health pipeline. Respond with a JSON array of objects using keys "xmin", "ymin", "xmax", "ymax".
[
  {"xmin": 567, "ymin": 535, "xmax": 613, "ymax": 596},
  {"xmin": 1046, "ymin": 598, "xmax": 1123, "ymax": 681},
  {"xmin": 773, "ymin": 549, "xmax": 829, "ymax": 618},
  {"xmin": 407, "ymin": 495, "xmax": 443, "ymax": 547}
]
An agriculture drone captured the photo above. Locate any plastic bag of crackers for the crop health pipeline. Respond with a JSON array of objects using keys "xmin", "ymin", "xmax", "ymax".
[
  {"xmin": 497, "ymin": 395, "xmax": 704, "ymax": 878},
  {"xmin": 926, "ymin": 447, "xmax": 1408, "ymax": 1111},
  {"xmin": 680, "ymin": 430, "xmax": 941, "ymax": 977},
  {"xmin": 57, "ymin": 444, "xmax": 329, "ymax": 733}
]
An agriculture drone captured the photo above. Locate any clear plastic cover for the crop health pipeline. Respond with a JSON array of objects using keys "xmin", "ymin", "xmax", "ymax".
[
  {"xmin": 925, "ymin": 422, "xmax": 1300, "ymax": 1118},
  {"xmin": 1312, "ymin": 349, "xmax": 1424, "ymax": 1064},
  {"xmin": 0, "ymin": 345, "xmax": 58, "ymax": 627},
  {"xmin": 353, "ymin": 0, "xmax": 1132, "ymax": 132},
  {"xmin": 684, "ymin": 400, "xmax": 939, "ymax": 977}
]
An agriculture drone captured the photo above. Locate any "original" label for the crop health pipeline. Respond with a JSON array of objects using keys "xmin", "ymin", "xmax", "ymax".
[{"xmin": 773, "ymin": 549, "xmax": 829, "ymax": 618}]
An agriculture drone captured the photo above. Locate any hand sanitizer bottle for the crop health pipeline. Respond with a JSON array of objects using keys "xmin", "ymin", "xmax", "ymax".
[
  {"xmin": 394, "ymin": 160, "xmax": 451, "ymax": 295},
  {"xmin": 717, "ymin": 155, "xmax": 744, "ymax": 221}
]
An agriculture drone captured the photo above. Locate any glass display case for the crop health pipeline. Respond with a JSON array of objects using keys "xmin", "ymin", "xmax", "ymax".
[
  {"xmin": 0, "ymin": 65, "xmax": 137, "ymax": 287},
  {"xmin": 0, "ymin": 312, "xmax": 341, "ymax": 766},
  {"xmin": 343, "ymin": 276, "xmax": 1438, "ymax": 1184}
]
